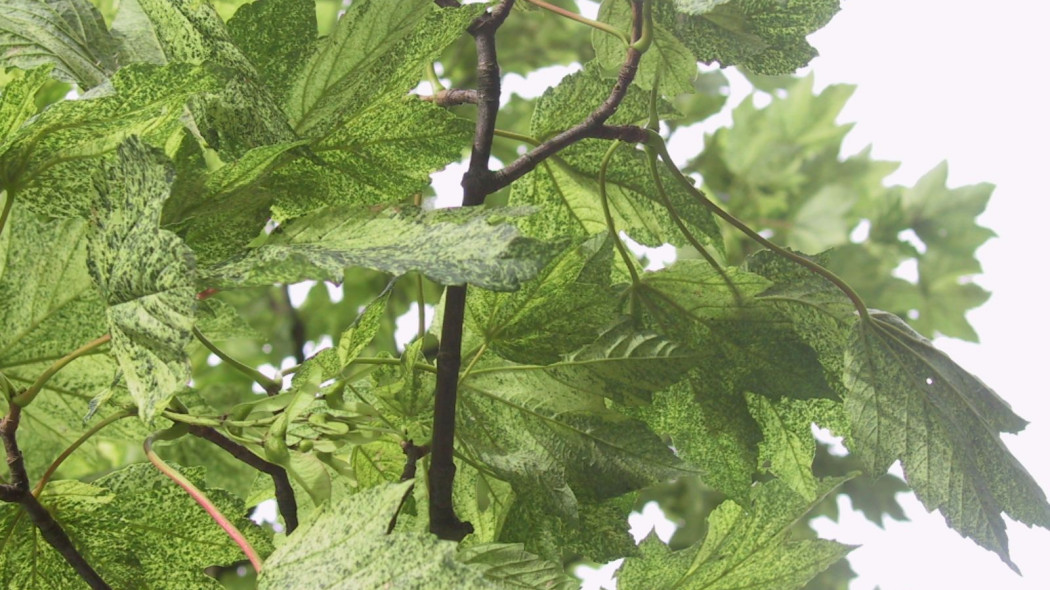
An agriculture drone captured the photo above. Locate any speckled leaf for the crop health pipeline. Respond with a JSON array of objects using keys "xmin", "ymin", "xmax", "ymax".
[
  {"xmin": 657, "ymin": 0, "xmax": 840, "ymax": 75},
  {"xmin": 500, "ymin": 492, "xmax": 639, "ymax": 564},
  {"xmin": 0, "ymin": 202, "xmax": 134, "ymax": 479},
  {"xmin": 338, "ymin": 284, "xmax": 392, "ymax": 366},
  {"xmin": 271, "ymin": 98, "xmax": 473, "ymax": 218},
  {"xmin": 619, "ymin": 478, "xmax": 853, "ymax": 589},
  {"xmin": 559, "ymin": 317, "xmax": 695, "ymax": 404},
  {"xmin": 112, "ymin": 0, "xmax": 302, "ymax": 159},
  {"xmin": 0, "ymin": 63, "xmax": 220, "ymax": 217},
  {"xmin": 284, "ymin": 0, "xmax": 484, "ymax": 137},
  {"xmin": 594, "ymin": 0, "xmax": 698, "ymax": 97},
  {"xmin": 194, "ymin": 298, "xmax": 258, "ymax": 341},
  {"xmin": 0, "ymin": 464, "xmax": 271, "ymax": 588},
  {"xmin": 747, "ymin": 394, "xmax": 845, "ymax": 501},
  {"xmin": 164, "ymin": 139, "xmax": 306, "ymax": 264},
  {"xmin": 0, "ymin": 0, "xmax": 118, "ymax": 88},
  {"xmin": 844, "ymin": 311, "xmax": 1050, "ymax": 571},
  {"xmin": 458, "ymin": 543, "xmax": 578, "ymax": 590},
  {"xmin": 86, "ymin": 138, "xmax": 196, "ymax": 423},
  {"xmin": 258, "ymin": 481, "xmax": 491, "ymax": 589},
  {"xmin": 113, "ymin": 0, "xmax": 256, "ymax": 74},
  {"xmin": 459, "ymin": 365, "xmax": 697, "ymax": 511},
  {"xmin": 0, "ymin": 65, "xmax": 52, "ymax": 144},
  {"xmin": 227, "ymin": 0, "xmax": 317, "ymax": 98},
  {"xmin": 203, "ymin": 205, "xmax": 552, "ymax": 292},
  {"xmin": 467, "ymin": 234, "xmax": 617, "ymax": 364},
  {"xmin": 629, "ymin": 376, "xmax": 760, "ymax": 500},
  {"xmin": 636, "ymin": 260, "xmax": 836, "ymax": 401}
]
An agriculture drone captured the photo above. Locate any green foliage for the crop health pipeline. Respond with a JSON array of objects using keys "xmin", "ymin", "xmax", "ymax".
[{"xmin": 0, "ymin": 0, "xmax": 1043, "ymax": 588}]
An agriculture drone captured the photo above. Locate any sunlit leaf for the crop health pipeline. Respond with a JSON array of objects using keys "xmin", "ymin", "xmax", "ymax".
[
  {"xmin": 86, "ymin": 137, "xmax": 196, "ymax": 422},
  {"xmin": 203, "ymin": 205, "xmax": 553, "ymax": 292},
  {"xmin": 844, "ymin": 311, "xmax": 1050, "ymax": 571}
]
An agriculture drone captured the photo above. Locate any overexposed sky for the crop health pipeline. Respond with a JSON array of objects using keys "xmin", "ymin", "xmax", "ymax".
[{"xmin": 800, "ymin": 2, "xmax": 1050, "ymax": 589}]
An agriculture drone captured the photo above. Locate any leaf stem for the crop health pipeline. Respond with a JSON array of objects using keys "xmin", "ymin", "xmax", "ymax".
[
  {"xmin": 192, "ymin": 327, "xmax": 282, "ymax": 395},
  {"xmin": 144, "ymin": 434, "xmax": 263, "ymax": 573},
  {"xmin": 598, "ymin": 141, "xmax": 641, "ymax": 285},
  {"xmin": 32, "ymin": 407, "xmax": 136, "ymax": 497},
  {"xmin": 13, "ymin": 334, "xmax": 111, "ymax": 407},
  {"xmin": 493, "ymin": 128, "xmax": 541, "ymax": 146},
  {"xmin": 458, "ymin": 343, "xmax": 488, "ymax": 385},
  {"xmin": 643, "ymin": 144, "xmax": 742, "ymax": 305},
  {"xmin": 0, "ymin": 189, "xmax": 13, "ymax": 240},
  {"xmin": 524, "ymin": 0, "xmax": 630, "ymax": 45},
  {"xmin": 648, "ymin": 134, "xmax": 870, "ymax": 320},
  {"xmin": 425, "ymin": 62, "xmax": 445, "ymax": 93}
]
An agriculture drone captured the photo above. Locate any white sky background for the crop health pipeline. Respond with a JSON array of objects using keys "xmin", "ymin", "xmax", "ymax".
[{"xmin": 438, "ymin": 1, "xmax": 1050, "ymax": 588}]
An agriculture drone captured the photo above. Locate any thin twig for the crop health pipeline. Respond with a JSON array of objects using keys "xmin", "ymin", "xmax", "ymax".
[
  {"xmin": 0, "ymin": 406, "xmax": 111, "ymax": 589},
  {"xmin": 386, "ymin": 440, "xmax": 430, "ymax": 534},
  {"xmin": 188, "ymin": 425, "xmax": 299, "ymax": 533},
  {"xmin": 145, "ymin": 435, "xmax": 263, "ymax": 573},
  {"xmin": 421, "ymin": 89, "xmax": 478, "ymax": 107},
  {"xmin": 487, "ymin": 0, "xmax": 647, "ymax": 192}
]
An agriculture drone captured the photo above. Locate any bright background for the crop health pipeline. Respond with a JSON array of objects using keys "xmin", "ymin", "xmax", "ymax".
[{"xmin": 563, "ymin": 1, "xmax": 1050, "ymax": 588}]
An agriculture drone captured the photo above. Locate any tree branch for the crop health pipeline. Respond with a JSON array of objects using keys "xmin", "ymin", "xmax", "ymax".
[
  {"xmin": 0, "ymin": 406, "xmax": 111, "ymax": 589},
  {"xmin": 487, "ymin": 0, "xmax": 646, "ymax": 193},
  {"xmin": 429, "ymin": 0, "xmax": 516, "ymax": 543},
  {"xmin": 188, "ymin": 425, "xmax": 298, "ymax": 533},
  {"xmin": 421, "ymin": 88, "xmax": 479, "ymax": 107}
]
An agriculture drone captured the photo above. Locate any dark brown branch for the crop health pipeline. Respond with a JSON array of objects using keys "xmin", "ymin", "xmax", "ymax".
[
  {"xmin": 0, "ymin": 406, "xmax": 111, "ymax": 589},
  {"xmin": 188, "ymin": 425, "xmax": 299, "ymax": 533},
  {"xmin": 487, "ymin": 0, "xmax": 647, "ymax": 193},
  {"xmin": 421, "ymin": 89, "xmax": 479, "ymax": 107},
  {"xmin": 433, "ymin": 0, "xmax": 461, "ymax": 7},
  {"xmin": 386, "ymin": 440, "xmax": 430, "ymax": 534},
  {"xmin": 429, "ymin": 0, "xmax": 516, "ymax": 543}
]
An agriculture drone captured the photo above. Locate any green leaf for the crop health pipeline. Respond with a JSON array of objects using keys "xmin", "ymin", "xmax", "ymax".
[
  {"xmin": 458, "ymin": 543, "xmax": 579, "ymax": 590},
  {"xmin": 86, "ymin": 137, "xmax": 196, "ymax": 422},
  {"xmin": 270, "ymin": 97, "xmax": 473, "ymax": 218},
  {"xmin": 338, "ymin": 284, "xmax": 393, "ymax": 366},
  {"xmin": 203, "ymin": 205, "xmax": 554, "ymax": 292},
  {"xmin": 258, "ymin": 481, "xmax": 491, "ymax": 589},
  {"xmin": 284, "ymin": 0, "xmax": 484, "ymax": 137},
  {"xmin": 594, "ymin": 0, "xmax": 698, "ymax": 97},
  {"xmin": 467, "ymin": 234, "xmax": 617, "ymax": 365},
  {"xmin": 844, "ymin": 311, "xmax": 1050, "ymax": 571},
  {"xmin": 529, "ymin": 61, "xmax": 669, "ymax": 141},
  {"xmin": 163, "ymin": 139, "xmax": 306, "ymax": 264},
  {"xmin": 459, "ymin": 365, "xmax": 695, "ymax": 510},
  {"xmin": 747, "ymin": 394, "xmax": 845, "ymax": 501},
  {"xmin": 0, "ymin": 0, "xmax": 118, "ymax": 88},
  {"xmin": 636, "ymin": 260, "xmax": 837, "ymax": 401},
  {"xmin": 630, "ymin": 376, "xmax": 760, "ymax": 500},
  {"xmin": 0, "ymin": 202, "xmax": 136, "ymax": 478},
  {"xmin": 619, "ymin": 478, "xmax": 853, "ymax": 589},
  {"xmin": 227, "ymin": 0, "xmax": 317, "ymax": 98},
  {"xmin": 500, "ymin": 492, "xmax": 639, "ymax": 564},
  {"xmin": 113, "ymin": 0, "xmax": 257, "ymax": 74},
  {"xmin": 0, "ymin": 62, "xmax": 220, "ymax": 217},
  {"xmin": 0, "ymin": 64, "xmax": 52, "ymax": 144},
  {"xmin": 0, "ymin": 464, "xmax": 271, "ymax": 588},
  {"xmin": 557, "ymin": 317, "xmax": 696, "ymax": 404},
  {"xmin": 659, "ymin": 0, "xmax": 840, "ymax": 75}
]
